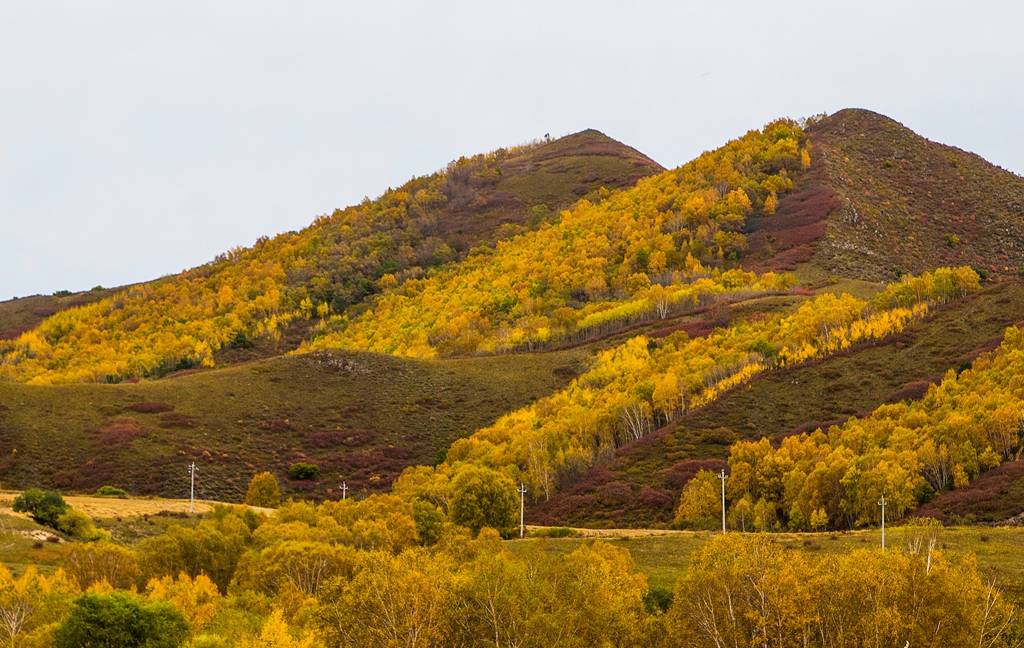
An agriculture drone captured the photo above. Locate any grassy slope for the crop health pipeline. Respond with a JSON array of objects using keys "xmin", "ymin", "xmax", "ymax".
[
  {"xmin": 807, "ymin": 109, "xmax": 1024, "ymax": 281},
  {"xmin": 435, "ymin": 128, "xmax": 663, "ymax": 246},
  {"xmin": 916, "ymin": 460, "xmax": 1024, "ymax": 524},
  {"xmin": 0, "ymin": 287, "xmax": 123, "ymax": 340},
  {"xmin": 0, "ymin": 348, "xmax": 588, "ymax": 502},
  {"xmin": 513, "ymin": 526, "xmax": 1024, "ymax": 605},
  {"xmin": 531, "ymin": 281, "xmax": 1024, "ymax": 528},
  {"xmin": 747, "ymin": 108, "xmax": 1024, "ymax": 282},
  {"xmin": 0, "ymin": 131, "xmax": 660, "ymax": 502}
]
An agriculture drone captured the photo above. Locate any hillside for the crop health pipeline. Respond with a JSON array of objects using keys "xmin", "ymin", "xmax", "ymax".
[
  {"xmin": 0, "ymin": 286, "xmax": 121, "ymax": 340},
  {"xmin": 0, "ymin": 129, "xmax": 660, "ymax": 383},
  {"xmin": 5, "ymin": 108, "xmax": 1024, "ymax": 531},
  {"xmin": 749, "ymin": 109, "xmax": 1024, "ymax": 280},
  {"xmin": 531, "ymin": 280, "xmax": 1024, "ymax": 527},
  {"xmin": 0, "ymin": 347, "xmax": 588, "ymax": 500}
]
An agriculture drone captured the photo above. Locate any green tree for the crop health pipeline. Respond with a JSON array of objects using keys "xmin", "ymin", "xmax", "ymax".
[
  {"xmin": 245, "ymin": 472, "xmax": 282, "ymax": 508},
  {"xmin": 12, "ymin": 488, "xmax": 68, "ymax": 528},
  {"xmin": 449, "ymin": 465, "xmax": 517, "ymax": 536},
  {"xmin": 136, "ymin": 510, "xmax": 252, "ymax": 592},
  {"xmin": 53, "ymin": 593, "xmax": 187, "ymax": 648},
  {"xmin": 411, "ymin": 500, "xmax": 445, "ymax": 546}
]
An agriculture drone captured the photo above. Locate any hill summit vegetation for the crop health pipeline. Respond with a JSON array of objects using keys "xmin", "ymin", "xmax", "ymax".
[{"xmin": 0, "ymin": 130, "xmax": 658, "ymax": 384}]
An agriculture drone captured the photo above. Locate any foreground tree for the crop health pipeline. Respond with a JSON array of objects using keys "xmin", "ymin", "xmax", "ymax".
[
  {"xmin": 53, "ymin": 593, "xmax": 187, "ymax": 648},
  {"xmin": 317, "ymin": 549, "xmax": 455, "ymax": 648},
  {"xmin": 663, "ymin": 534, "xmax": 1023, "ymax": 648}
]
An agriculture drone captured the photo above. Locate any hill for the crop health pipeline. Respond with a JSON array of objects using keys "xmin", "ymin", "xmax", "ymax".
[
  {"xmin": 531, "ymin": 280, "xmax": 1024, "ymax": 527},
  {"xmin": 0, "ymin": 286, "xmax": 121, "ymax": 340},
  {"xmin": 0, "ymin": 129, "xmax": 660, "ymax": 384},
  {"xmin": 748, "ymin": 108, "xmax": 1024, "ymax": 280},
  {"xmin": 5, "ymin": 109, "xmax": 1024, "ymax": 531},
  {"xmin": 0, "ymin": 347, "xmax": 588, "ymax": 500}
]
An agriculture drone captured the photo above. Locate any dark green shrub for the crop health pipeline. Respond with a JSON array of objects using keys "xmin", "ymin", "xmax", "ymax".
[
  {"xmin": 54, "ymin": 593, "xmax": 187, "ymax": 648},
  {"xmin": 412, "ymin": 500, "xmax": 445, "ymax": 546},
  {"xmin": 288, "ymin": 463, "xmax": 320, "ymax": 481},
  {"xmin": 95, "ymin": 485, "xmax": 129, "ymax": 498},
  {"xmin": 644, "ymin": 586, "xmax": 674, "ymax": 613}
]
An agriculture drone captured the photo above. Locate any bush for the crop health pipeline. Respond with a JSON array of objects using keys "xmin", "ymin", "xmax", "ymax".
[
  {"xmin": 13, "ymin": 488, "xmax": 68, "ymax": 527},
  {"xmin": 56, "ymin": 508, "xmax": 105, "ymax": 541},
  {"xmin": 95, "ymin": 485, "xmax": 129, "ymax": 498},
  {"xmin": 644, "ymin": 586, "xmax": 674, "ymax": 613},
  {"xmin": 244, "ymin": 472, "xmax": 282, "ymax": 508},
  {"xmin": 287, "ymin": 463, "xmax": 320, "ymax": 481},
  {"xmin": 54, "ymin": 593, "xmax": 188, "ymax": 648}
]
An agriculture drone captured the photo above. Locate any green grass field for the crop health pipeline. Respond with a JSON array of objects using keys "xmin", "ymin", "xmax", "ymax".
[{"xmin": 0, "ymin": 348, "xmax": 588, "ymax": 502}]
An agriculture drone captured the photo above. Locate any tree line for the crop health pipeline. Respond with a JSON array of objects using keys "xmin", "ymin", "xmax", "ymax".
[{"xmin": 3, "ymin": 489, "xmax": 1021, "ymax": 646}]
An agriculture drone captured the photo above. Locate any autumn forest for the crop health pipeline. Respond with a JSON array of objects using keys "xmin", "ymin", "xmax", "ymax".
[{"xmin": 2, "ymin": 108, "xmax": 1024, "ymax": 647}]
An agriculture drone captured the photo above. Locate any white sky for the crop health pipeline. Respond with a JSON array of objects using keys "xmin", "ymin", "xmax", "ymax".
[{"xmin": 2, "ymin": 1, "xmax": 1022, "ymax": 300}]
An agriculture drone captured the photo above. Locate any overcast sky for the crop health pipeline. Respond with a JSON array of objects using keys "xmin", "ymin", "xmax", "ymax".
[{"xmin": 2, "ymin": 1, "xmax": 1022, "ymax": 300}]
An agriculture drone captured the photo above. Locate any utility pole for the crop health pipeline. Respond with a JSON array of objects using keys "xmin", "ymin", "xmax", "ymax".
[
  {"xmin": 719, "ymin": 469, "xmax": 727, "ymax": 533},
  {"xmin": 340, "ymin": 481, "xmax": 348, "ymax": 500},
  {"xmin": 518, "ymin": 482, "xmax": 528, "ymax": 538},
  {"xmin": 878, "ymin": 495, "xmax": 887, "ymax": 551},
  {"xmin": 187, "ymin": 461, "xmax": 196, "ymax": 514}
]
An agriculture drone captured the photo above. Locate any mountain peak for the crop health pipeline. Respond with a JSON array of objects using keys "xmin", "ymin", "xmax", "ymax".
[
  {"xmin": 518, "ymin": 128, "xmax": 664, "ymax": 172},
  {"xmin": 761, "ymin": 107, "xmax": 1024, "ymax": 281}
]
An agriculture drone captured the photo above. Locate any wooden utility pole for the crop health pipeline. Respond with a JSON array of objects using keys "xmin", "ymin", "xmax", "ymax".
[
  {"xmin": 187, "ymin": 462, "xmax": 196, "ymax": 513},
  {"xmin": 878, "ymin": 495, "xmax": 887, "ymax": 550},
  {"xmin": 518, "ymin": 482, "xmax": 528, "ymax": 538},
  {"xmin": 719, "ymin": 469, "xmax": 727, "ymax": 533}
]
